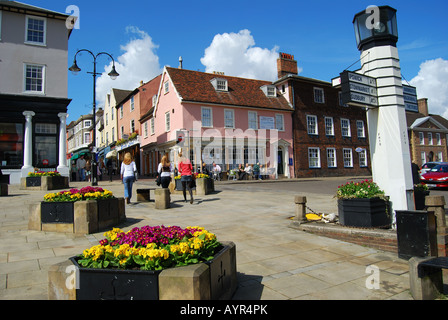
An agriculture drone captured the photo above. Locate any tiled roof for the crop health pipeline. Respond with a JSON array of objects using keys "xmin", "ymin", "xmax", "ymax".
[
  {"xmin": 166, "ymin": 67, "xmax": 292, "ymax": 111},
  {"xmin": 112, "ymin": 88, "xmax": 134, "ymax": 107}
]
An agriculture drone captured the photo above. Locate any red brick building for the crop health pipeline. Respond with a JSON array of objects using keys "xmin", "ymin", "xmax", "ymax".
[
  {"xmin": 407, "ymin": 98, "xmax": 448, "ymax": 167},
  {"xmin": 274, "ymin": 53, "xmax": 371, "ymax": 178}
]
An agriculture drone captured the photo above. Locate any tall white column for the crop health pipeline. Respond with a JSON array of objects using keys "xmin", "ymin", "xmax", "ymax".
[
  {"xmin": 21, "ymin": 111, "xmax": 35, "ymax": 177},
  {"xmin": 57, "ymin": 112, "xmax": 69, "ymax": 177},
  {"xmin": 360, "ymin": 45, "xmax": 415, "ymax": 220}
]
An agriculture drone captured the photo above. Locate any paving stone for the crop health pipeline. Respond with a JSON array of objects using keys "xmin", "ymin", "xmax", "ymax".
[{"xmin": 0, "ymin": 179, "xmax": 416, "ymax": 300}]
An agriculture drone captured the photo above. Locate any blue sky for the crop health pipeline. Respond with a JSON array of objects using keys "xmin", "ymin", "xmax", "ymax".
[{"xmin": 21, "ymin": 0, "xmax": 448, "ymax": 123}]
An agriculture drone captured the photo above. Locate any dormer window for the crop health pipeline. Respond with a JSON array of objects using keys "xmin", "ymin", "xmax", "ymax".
[
  {"xmin": 210, "ymin": 78, "xmax": 228, "ymax": 91},
  {"xmin": 261, "ymin": 85, "xmax": 276, "ymax": 97}
]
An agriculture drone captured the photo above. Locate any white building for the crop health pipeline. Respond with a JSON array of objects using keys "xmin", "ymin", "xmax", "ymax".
[{"xmin": 0, "ymin": 1, "xmax": 75, "ymax": 183}]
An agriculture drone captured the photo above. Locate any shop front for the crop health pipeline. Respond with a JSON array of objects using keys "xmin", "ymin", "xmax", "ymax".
[{"xmin": 0, "ymin": 94, "xmax": 71, "ymax": 184}]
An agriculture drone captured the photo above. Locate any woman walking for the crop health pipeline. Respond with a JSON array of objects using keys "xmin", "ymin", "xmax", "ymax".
[
  {"xmin": 120, "ymin": 152, "xmax": 137, "ymax": 204},
  {"xmin": 178, "ymin": 151, "xmax": 194, "ymax": 204},
  {"xmin": 158, "ymin": 154, "xmax": 173, "ymax": 188}
]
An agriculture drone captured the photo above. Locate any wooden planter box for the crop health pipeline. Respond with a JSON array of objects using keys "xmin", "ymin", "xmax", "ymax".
[
  {"xmin": 337, "ymin": 197, "xmax": 391, "ymax": 228},
  {"xmin": 48, "ymin": 241, "xmax": 237, "ymax": 300},
  {"xmin": 29, "ymin": 198, "xmax": 126, "ymax": 234},
  {"xmin": 21, "ymin": 176, "xmax": 69, "ymax": 191}
]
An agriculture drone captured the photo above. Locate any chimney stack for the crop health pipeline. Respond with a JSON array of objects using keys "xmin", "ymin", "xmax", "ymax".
[
  {"xmin": 418, "ymin": 98, "xmax": 429, "ymax": 116},
  {"xmin": 179, "ymin": 56, "xmax": 183, "ymax": 69},
  {"xmin": 277, "ymin": 52, "xmax": 298, "ymax": 79}
]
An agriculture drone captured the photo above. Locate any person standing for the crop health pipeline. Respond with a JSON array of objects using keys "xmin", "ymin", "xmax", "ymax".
[
  {"xmin": 120, "ymin": 152, "xmax": 137, "ymax": 204},
  {"xmin": 98, "ymin": 158, "xmax": 105, "ymax": 181},
  {"xmin": 70, "ymin": 161, "xmax": 77, "ymax": 182},
  {"xmin": 106, "ymin": 159, "xmax": 113, "ymax": 182},
  {"xmin": 244, "ymin": 163, "xmax": 253, "ymax": 179},
  {"xmin": 158, "ymin": 154, "xmax": 173, "ymax": 188},
  {"xmin": 212, "ymin": 162, "xmax": 221, "ymax": 180},
  {"xmin": 253, "ymin": 162, "xmax": 260, "ymax": 180},
  {"xmin": 85, "ymin": 158, "xmax": 91, "ymax": 182},
  {"xmin": 178, "ymin": 151, "xmax": 194, "ymax": 204},
  {"xmin": 77, "ymin": 155, "xmax": 86, "ymax": 181}
]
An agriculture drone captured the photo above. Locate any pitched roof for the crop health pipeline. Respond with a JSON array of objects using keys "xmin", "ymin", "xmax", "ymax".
[
  {"xmin": 111, "ymin": 88, "xmax": 134, "ymax": 107},
  {"xmin": 406, "ymin": 111, "xmax": 448, "ymax": 131},
  {"xmin": 139, "ymin": 74, "xmax": 162, "ymax": 117},
  {"xmin": 166, "ymin": 67, "xmax": 292, "ymax": 111},
  {"xmin": 0, "ymin": 1, "xmax": 69, "ymax": 18}
]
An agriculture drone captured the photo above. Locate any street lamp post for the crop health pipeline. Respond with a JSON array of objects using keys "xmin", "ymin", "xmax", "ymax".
[{"xmin": 69, "ymin": 49, "xmax": 119, "ymax": 186}]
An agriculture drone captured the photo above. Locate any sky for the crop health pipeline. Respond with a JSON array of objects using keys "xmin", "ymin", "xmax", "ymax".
[{"xmin": 21, "ymin": 0, "xmax": 448, "ymax": 123}]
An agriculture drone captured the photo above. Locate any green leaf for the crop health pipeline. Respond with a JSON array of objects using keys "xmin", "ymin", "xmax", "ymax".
[{"xmin": 133, "ymin": 255, "xmax": 146, "ymax": 265}]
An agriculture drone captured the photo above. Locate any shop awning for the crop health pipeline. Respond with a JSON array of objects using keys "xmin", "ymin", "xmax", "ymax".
[
  {"xmin": 70, "ymin": 149, "xmax": 90, "ymax": 161},
  {"xmin": 106, "ymin": 149, "xmax": 117, "ymax": 159}
]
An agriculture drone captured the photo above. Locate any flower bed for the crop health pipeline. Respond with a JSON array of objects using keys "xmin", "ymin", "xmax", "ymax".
[
  {"xmin": 77, "ymin": 225, "xmax": 221, "ymax": 271},
  {"xmin": 43, "ymin": 186, "xmax": 114, "ymax": 202},
  {"xmin": 29, "ymin": 187, "xmax": 125, "ymax": 234},
  {"xmin": 22, "ymin": 170, "xmax": 68, "ymax": 190},
  {"xmin": 336, "ymin": 179, "xmax": 385, "ymax": 200},
  {"xmin": 28, "ymin": 170, "xmax": 61, "ymax": 177},
  {"xmin": 48, "ymin": 226, "xmax": 237, "ymax": 300},
  {"xmin": 335, "ymin": 179, "xmax": 390, "ymax": 228}
]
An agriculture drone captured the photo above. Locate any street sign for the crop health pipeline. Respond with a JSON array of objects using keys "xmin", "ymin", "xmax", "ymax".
[
  {"xmin": 340, "ymin": 71, "xmax": 378, "ymax": 108},
  {"xmin": 403, "ymin": 84, "xmax": 418, "ymax": 112}
]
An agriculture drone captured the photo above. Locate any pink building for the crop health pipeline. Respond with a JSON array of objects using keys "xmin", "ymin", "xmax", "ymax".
[
  {"xmin": 115, "ymin": 76, "xmax": 161, "ymax": 172},
  {"xmin": 140, "ymin": 66, "xmax": 294, "ymax": 178}
]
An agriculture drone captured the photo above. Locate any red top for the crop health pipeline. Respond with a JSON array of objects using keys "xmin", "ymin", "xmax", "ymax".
[{"xmin": 178, "ymin": 160, "xmax": 193, "ymax": 176}]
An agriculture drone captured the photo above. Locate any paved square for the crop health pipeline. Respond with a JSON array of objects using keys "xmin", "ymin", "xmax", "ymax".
[{"xmin": 0, "ymin": 177, "xmax": 413, "ymax": 300}]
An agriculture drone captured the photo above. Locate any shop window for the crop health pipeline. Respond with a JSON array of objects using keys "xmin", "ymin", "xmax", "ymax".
[{"xmin": 0, "ymin": 123, "xmax": 24, "ymax": 168}]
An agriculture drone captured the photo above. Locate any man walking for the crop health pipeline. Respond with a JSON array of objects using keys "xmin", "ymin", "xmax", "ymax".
[{"xmin": 77, "ymin": 155, "xmax": 86, "ymax": 181}]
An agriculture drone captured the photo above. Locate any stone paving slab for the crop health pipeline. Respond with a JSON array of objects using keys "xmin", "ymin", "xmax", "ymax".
[{"xmin": 0, "ymin": 178, "xmax": 414, "ymax": 300}]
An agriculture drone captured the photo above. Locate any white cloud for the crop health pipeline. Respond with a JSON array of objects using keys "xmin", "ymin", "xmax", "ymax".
[
  {"xmin": 410, "ymin": 58, "xmax": 448, "ymax": 118},
  {"xmin": 200, "ymin": 29, "xmax": 282, "ymax": 81},
  {"xmin": 96, "ymin": 26, "xmax": 162, "ymax": 108}
]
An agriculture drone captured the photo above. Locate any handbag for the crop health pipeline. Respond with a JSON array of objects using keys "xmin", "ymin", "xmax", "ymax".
[{"xmin": 156, "ymin": 175, "xmax": 161, "ymax": 186}]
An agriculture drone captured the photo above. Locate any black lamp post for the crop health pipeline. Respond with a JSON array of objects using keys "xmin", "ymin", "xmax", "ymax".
[
  {"xmin": 69, "ymin": 49, "xmax": 119, "ymax": 186},
  {"xmin": 353, "ymin": 6, "xmax": 398, "ymax": 51}
]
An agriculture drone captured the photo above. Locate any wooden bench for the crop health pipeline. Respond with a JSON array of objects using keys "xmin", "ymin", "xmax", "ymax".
[
  {"xmin": 409, "ymin": 256, "xmax": 448, "ymax": 299},
  {"xmin": 136, "ymin": 188, "xmax": 156, "ymax": 202}
]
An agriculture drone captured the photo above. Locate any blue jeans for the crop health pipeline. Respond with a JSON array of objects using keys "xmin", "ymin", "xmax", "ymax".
[
  {"xmin": 78, "ymin": 169, "xmax": 85, "ymax": 181},
  {"xmin": 123, "ymin": 176, "xmax": 134, "ymax": 200}
]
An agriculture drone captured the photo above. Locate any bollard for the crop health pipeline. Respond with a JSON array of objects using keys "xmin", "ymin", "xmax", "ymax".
[
  {"xmin": 426, "ymin": 196, "xmax": 448, "ymax": 257},
  {"xmin": 0, "ymin": 183, "xmax": 8, "ymax": 196},
  {"xmin": 155, "ymin": 188, "xmax": 170, "ymax": 209},
  {"xmin": 294, "ymin": 196, "xmax": 307, "ymax": 222}
]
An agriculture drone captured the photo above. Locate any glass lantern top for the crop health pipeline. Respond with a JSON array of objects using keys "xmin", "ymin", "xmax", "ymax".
[{"xmin": 353, "ymin": 6, "xmax": 398, "ymax": 51}]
